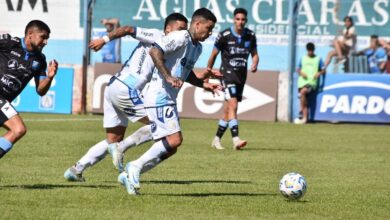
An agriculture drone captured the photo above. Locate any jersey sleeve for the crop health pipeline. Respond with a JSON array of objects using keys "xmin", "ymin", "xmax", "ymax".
[
  {"xmin": 250, "ymin": 33, "xmax": 257, "ymax": 53},
  {"xmin": 135, "ymin": 27, "xmax": 162, "ymax": 44},
  {"xmin": 214, "ymin": 32, "xmax": 224, "ymax": 51},
  {"xmin": 0, "ymin": 34, "xmax": 13, "ymax": 51},
  {"xmin": 153, "ymin": 30, "xmax": 189, "ymax": 54},
  {"xmin": 319, "ymin": 58, "xmax": 325, "ymax": 70}
]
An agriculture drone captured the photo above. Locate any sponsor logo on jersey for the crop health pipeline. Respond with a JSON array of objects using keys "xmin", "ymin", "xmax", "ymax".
[
  {"xmin": 228, "ymin": 41, "xmax": 235, "ymax": 45},
  {"xmin": 10, "ymin": 51, "xmax": 21, "ymax": 57},
  {"xmin": 229, "ymin": 58, "xmax": 247, "ymax": 67},
  {"xmin": 150, "ymin": 121, "xmax": 157, "ymax": 133},
  {"xmin": 157, "ymin": 107, "xmax": 164, "ymax": 122},
  {"xmin": 0, "ymin": 74, "xmax": 22, "ymax": 92},
  {"xmin": 165, "ymin": 107, "xmax": 174, "ymax": 118},
  {"xmin": 245, "ymin": 41, "xmax": 251, "ymax": 48},
  {"xmin": 180, "ymin": 57, "xmax": 187, "ymax": 66},
  {"xmin": 32, "ymin": 61, "xmax": 40, "ymax": 71},
  {"xmin": 223, "ymin": 31, "xmax": 230, "ymax": 36},
  {"xmin": 7, "ymin": 59, "xmax": 18, "ymax": 69}
]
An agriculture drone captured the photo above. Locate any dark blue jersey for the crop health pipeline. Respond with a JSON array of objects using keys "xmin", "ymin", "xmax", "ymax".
[
  {"xmin": 214, "ymin": 27, "xmax": 257, "ymax": 85},
  {"xmin": 0, "ymin": 34, "xmax": 47, "ymax": 101}
]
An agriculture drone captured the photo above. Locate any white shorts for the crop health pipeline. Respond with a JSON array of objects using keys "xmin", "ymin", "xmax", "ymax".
[
  {"xmin": 145, "ymin": 105, "xmax": 180, "ymax": 140},
  {"xmin": 103, "ymin": 78, "xmax": 146, "ymax": 128}
]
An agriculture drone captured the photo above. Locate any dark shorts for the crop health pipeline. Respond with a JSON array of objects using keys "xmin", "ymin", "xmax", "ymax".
[
  {"xmin": 0, "ymin": 95, "xmax": 18, "ymax": 126},
  {"xmin": 298, "ymin": 84, "xmax": 316, "ymax": 94},
  {"xmin": 222, "ymin": 81, "xmax": 244, "ymax": 102}
]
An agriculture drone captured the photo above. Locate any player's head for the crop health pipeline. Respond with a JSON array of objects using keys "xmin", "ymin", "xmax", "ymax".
[
  {"xmin": 24, "ymin": 20, "xmax": 50, "ymax": 52},
  {"xmin": 306, "ymin": 42, "xmax": 315, "ymax": 56},
  {"xmin": 164, "ymin": 13, "xmax": 188, "ymax": 34},
  {"xmin": 344, "ymin": 16, "xmax": 353, "ymax": 28},
  {"xmin": 370, "ymin": 35, "xmax": 379, "ymax": 48},
  {"xmin": 233, "ymin": 8, "xmax": 248, "ymax": 32},
  {"xmin": 189, "ymin": 8, "xmax": 217, "ymax": 42}
]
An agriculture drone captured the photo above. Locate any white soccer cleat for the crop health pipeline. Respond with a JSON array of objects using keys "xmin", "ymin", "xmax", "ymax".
[
  {"xmin": 294, "ymin": 118, "xmax": 307, "ymax": 125},
  {"xmin": 125, "ymin": 163, "xmax": 141, "ymax": 189},
  {"xmin": 118, "ymin": 172, "xmax": 139, "ymax": 195},
  {"xmin": 108, "ymin": 143, "xmax": 124, "ymax": 172},
  {"xmin": 211, "ymin": 137, "xmax": 224, "ymax": 150},
  {"xmin": 233, "ymin": 137, "xmax": 247, "ymax": 150},
  {"xmin": 64, "ymin": 167, "xmax": 85, "ymax": 182}
]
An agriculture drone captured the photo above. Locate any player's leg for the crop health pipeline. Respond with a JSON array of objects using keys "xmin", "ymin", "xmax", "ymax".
[
  {"xmin": 120, "ymin": 106, "xmax": 181, "ymax": 194},
  {"xmin": 325, "ymin": 49, "xmax": 337, "ymax": 67},
  {"xmin": 295, "ymin": 87, "xmax": 309, "ymax": 124},
  {"xmin": 0, "ymin": 102, "xmax": 26, "ymax": 159},
  {"xmin": 211, "ymin": 81, "xmax": 229, "ymax": 149},
  {"xmin": 226, "ymin": 84, "xmax": 246, "ymax": 150}
]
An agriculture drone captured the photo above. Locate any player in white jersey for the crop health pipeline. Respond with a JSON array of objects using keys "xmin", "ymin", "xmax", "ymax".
[
  {"xmin": 64, "ymin": 13, "xmax": 189, "ymax": 182},
  {"xmin": 118, "ymin": 8, "xmax": 220, "ymax": 195}
]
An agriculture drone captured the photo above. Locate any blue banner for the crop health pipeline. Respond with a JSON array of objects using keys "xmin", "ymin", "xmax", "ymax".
[
  {"xmin": 12, "ymin": 68, "xmax": 74, "ymax": 114},
  {"xmin": 294, "ymin": 73, "xmax": 390, "ymax": 123}
]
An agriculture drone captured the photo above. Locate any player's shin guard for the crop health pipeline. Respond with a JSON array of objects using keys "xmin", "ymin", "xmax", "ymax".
[
  {"xmin": 216, "ymin": 119, "xmax": 228, "ymax": 138},
  {"xmin": 0, "ymin": 137, "xmax": 13, "ymax": 159},
  {"xmin": 228, "ymin": 119, "xmax": 239, "ymax": 137},
  {"xmin": 117, "ymin": 125, "xmax": 152, "ymax": 153}
]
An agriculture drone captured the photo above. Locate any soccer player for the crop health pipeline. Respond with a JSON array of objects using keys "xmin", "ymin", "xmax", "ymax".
[
  {"xmin": 0, "ymin": 20, "xmax": 58, "ymax": 159},
  {"xmin": 207, "ymin": 8, "xmax": 259, "ymax": 150},
  {"xmin": 64, "ymin": 13, "xmax": 200, "ymax": 181},
  {"xmin": 119, "ymin": 8, "xmax": 220, "ymax": 195},
  {"xmin": 294, "ymin": 42, "xmax": 325, "ymax": 124}
]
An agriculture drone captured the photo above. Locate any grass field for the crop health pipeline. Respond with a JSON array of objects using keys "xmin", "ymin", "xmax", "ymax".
[{"xmin": 0, "ymin": 113, "xmax": 389, "ymax": 219}]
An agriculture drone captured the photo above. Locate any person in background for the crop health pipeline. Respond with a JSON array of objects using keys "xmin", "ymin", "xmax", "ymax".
[
  {"xmin": 379, "ymin": 38, "xmax": 390, "ymax": 73},
  {"xmin": 295, "ymin": 42, "xmax": 325, "ymax": 125},
  {"xmin": 98, "ymin": 18, "xmax": 121, "ymax": 63},
  {"xmin": 356, "ymin": 35, "xmax": 387, "ymax": 74},
  {"xmin": 325, "ymin": 16, "xmax": 356, "ymax": 68}
]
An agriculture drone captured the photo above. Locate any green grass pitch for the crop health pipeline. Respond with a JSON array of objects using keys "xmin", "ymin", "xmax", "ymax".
[{"xmin": 0, "ymin": 113, "xmax": 389, "ymax": 219}]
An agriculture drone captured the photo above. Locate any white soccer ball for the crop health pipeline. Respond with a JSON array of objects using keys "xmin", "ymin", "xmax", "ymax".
[{"xmin": 279, "ymin": 172, "xmax": 307, "ymax": 200}]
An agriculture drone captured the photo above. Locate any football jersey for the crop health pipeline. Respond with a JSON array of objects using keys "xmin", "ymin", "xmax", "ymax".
[
  {"xmin": 115, "ymin": 27, "xmax": 163, "ymax": 90},
  {"xmin": 214, "ymin": 27, "xmax": 257, "ymax": 85},
  {"xmin": 143, "ymin": 30, "xmax": 202, "ymax": 107},
  {"xmin": 0, "ymin": 34, "xmax": 47, "ymax": 101}
]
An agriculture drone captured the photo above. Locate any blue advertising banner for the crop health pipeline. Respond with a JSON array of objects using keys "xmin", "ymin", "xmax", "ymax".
[
  {"xmin": 11, "ymin": 68, "xmax": 74, "ymax": 114},
  {"xmin": 294, "ymin": 73, "xmax": 390, "ymax": 123}
]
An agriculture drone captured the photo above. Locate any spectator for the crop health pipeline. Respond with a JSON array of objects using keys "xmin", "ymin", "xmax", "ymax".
[
  {"xmin": 295, "ymin": 42, "xmax": 325, "ymax": 124},
  {"xmin": 379, "ymin": 39, "xmax": 390, "ymax": 73},
  {"xmin": 325, "ymin": 16, "xmax": 356, "ymax": 68},
  {"xmin": 356, "ymin": 35, "xmax": 387, "ymax": 74},
  {"xmin": 98, "ymin": 18, "xmax": 121, "ymax": 63}
]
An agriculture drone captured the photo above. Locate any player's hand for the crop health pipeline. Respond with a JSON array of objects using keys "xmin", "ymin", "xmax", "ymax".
[
  {"xmin": 89, "ymin": 38, "xmax": 106, "ymax": 51},
  {"xmin": 300, "ymin": 72, "xmax": 308, "ymax": 79},
  {"xmin": 166, "ymin": 76, "xmax": 183, "ymax": 88},
  {"xmin": 47, "ymin": 59, "xmax": 58, "ymax": 79},
  {"xmin": 203, "ymin": 82, "xmax": 223, "ymax": 97},
  {"xmin": 314, "ymin": 72, "xmax": 321, "ymax": 79},
  {"xmin": 206, "ymin": 67, "xmax": 223, "ymax": 78},
  {"xmin": 250, "ymin": 64, "xmax": 257, "ymax": 73}
]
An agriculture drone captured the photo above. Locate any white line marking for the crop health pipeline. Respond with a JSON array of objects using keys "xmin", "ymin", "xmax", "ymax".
[{"xmin": 23, "ymin": 118, "xmax": 102, "ymax": 122}]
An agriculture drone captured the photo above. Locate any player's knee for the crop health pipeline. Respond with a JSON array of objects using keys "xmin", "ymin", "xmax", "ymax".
[
  {"xmin": 12, "ymin": 126, "xmax": 27, "ymax": 139},
  {"xmin": 165, "ymin": 133, "xmax": 183, "ymax": 148}
]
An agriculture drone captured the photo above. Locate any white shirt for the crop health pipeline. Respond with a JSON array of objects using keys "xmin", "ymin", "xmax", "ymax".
[
  {"xmin": 116, "ymin": 27, "xmax": 163, "ymax": 90},
  {"xmin": 143, "ymin": 30, "xmax": 202, "ymax": 107}
]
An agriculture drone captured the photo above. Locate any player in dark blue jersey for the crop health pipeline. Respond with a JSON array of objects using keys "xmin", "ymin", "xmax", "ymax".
[
  {"xmin": 207, "ymin": 8, "xmax": 259, "ymax": 150},
  {"xmin": 0, "ymin": 20, "xmax": 58, "ymax": 159}
]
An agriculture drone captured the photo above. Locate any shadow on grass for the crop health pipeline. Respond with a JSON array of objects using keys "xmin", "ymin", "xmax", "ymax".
[
  {"xmin": 153, "ymin": 192, "xmax": 277, "ymax": 197},
  {"xmin": 0, "ymin": 183, "xmax": 115, "ymax": 190},
  {"xmin": 143, "ymin": 180, "xmax": 252, "ymax": 185},
  {"xmin": 243, "ymin": 148, "xmax": 296, "ymax": 151}
]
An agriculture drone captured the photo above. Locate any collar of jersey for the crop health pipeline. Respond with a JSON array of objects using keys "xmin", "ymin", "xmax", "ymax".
[
  {"xmin": 230, "ymin": 27, "xmax": 246, "ymax": 39},
  {"xmin": 187, "ymin": 30, "xmax": 197, "ymax": 46},
  {"xmin": 21, "ymin": 37, "xmax": 37, "ymax": 55}
]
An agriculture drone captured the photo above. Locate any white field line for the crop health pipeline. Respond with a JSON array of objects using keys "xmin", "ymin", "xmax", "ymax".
[{"xmin": 23, "ymin": 118, "xmax": 102, "ymax": 122}]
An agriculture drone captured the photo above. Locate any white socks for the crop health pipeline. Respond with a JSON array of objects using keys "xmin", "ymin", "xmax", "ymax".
[
  {"xmin": 117, "ymin": 125, "xmax": 152, "ymax": 153},
  {"xmin": 75, "ymin": 140, "xmax": 109, "ymax": 173}
]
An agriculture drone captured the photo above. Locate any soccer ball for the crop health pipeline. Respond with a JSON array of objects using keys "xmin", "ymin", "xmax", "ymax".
[{"xmin": 279, "ymin": 172, "xmax": 307, "ymax": 200}]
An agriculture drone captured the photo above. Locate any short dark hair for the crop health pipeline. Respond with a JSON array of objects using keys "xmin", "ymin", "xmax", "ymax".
[
  {"xmin": 306, "ymin": 42, "xmax": 315, "ymax": 51},
  {"xmin": 344, "ymin": 16, "xmax": 354, "ymax": 26},
  {"xmin": 371, "ymin": 35, "xmax": 378, "ymax": 40},
  {"xmin": 25, "ymin": 20, "xmax": 51, "ymax": 36},
  {"xmin": 192, "ymin": 8, "xmax": 217, "ymax": 23},
  {"xmin": 234, "ymin": 8, "xmax": 247, "ymax": 17},
  {"xmin": 164, "ymin": 13, "xmax": 188, "ymax": 30}
]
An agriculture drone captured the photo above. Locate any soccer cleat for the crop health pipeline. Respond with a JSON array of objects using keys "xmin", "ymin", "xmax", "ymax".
[
  {"xmin": 211, "ymin": 137, "xmax": 224, "ymax": 150},
  {"xmin": 118, "ymin": 172, "xmax": 139, "ymax": 195},
  {"xmin": 233, "ymin": 138, "xmax": 247, "ymax": 150},
  {"xmin": 294, "ymin": 118, "xmax": 307, "ymax": 125},
  {"xmin": 64, "ymin": 167, "xmax": 85, "ymax": 182},
  {"xmin": 125, "ymin": 163, "xmax": 141, "ymax": 189},
  {"xmin": 108, "ymin": 143, "xmax": 124, "ymax": 172}
]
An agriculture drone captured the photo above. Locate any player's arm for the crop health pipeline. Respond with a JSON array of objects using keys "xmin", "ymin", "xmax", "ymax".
[
  {"xmin": 186, "ymin": 71, "xmax": 223, "ymax": 95},
  {"xmin": 35, "ymin": 60, "xmax": 58, "ymax": 96},
  {"xmin": 296, "ymin": 58, "xmax": 307, "ymax": 79},
  {"xmin": 0, "ymin": 34, "xmax": 13, "ymax": 51},
  {"xmin": 314, "ymin": 58, "xmax": 326, "ymax": 79},
  {"xmin": 250, "ymin": 48, "xmax": 259, "ymax": 73},
  {"xmin": 89, "ymin": 26, "xmax": 136, "ymax": 51},
  {"xmin": 207, "ymin": 47, "xmax": 220, "ymax": 70},
  {"xmin": 149, "ymin": 46, "xmax": 182, "ymax": 88}
]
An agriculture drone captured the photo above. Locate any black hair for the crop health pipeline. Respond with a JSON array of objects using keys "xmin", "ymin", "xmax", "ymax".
[
  {"xmin": 344, "ymin": 16, "xmax": 354, "ymax": 26},
  {"xmin": 306, "ymin": 42, "xmax": 315, "ymax": 51},
  {"xmin": 371, "ymin": 35, "xmax": 378, "ymax": 40},
  {"xmin": 25, "ymin": 20, "xmax": 51, "ymax": 36},
  {"xmin": 164, "ymin": 13, "xmax": 188, "ymax": 30},
  {"xmin": 192, "ymin": 8, "xmax": 217, "ymax": 23},
  {"xmin": 234, "ymin": 8, "xmax": 247, "ymax": 17}
]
